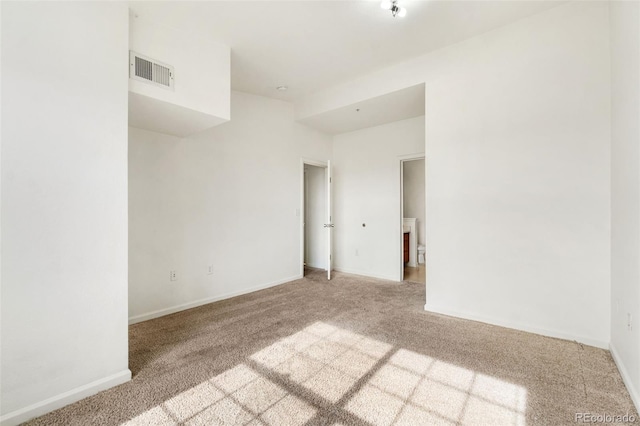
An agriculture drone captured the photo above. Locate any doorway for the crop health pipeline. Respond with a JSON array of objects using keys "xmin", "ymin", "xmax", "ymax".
[
  {"xmin": 401, "ymin": 158, "xmax": 426, "ymax": 283},
  {"xmin": 300, "ymin": 159, "xmax": 333, "ymax": 279}
]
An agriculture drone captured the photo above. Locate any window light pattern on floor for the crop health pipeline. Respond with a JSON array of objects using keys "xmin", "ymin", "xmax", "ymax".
[{"xmin": 122, "ymin": 321, "xmax": 526, "ymax": 425}]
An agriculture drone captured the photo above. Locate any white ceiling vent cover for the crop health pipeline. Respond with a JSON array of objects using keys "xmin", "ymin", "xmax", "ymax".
[{"xmin": 129, "ymin": 51, "xmax": 174, "ymax": 90}]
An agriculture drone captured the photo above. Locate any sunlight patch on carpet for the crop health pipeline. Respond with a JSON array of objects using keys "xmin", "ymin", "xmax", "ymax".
[
  {"xmin": 122, "ymin": 361, "xmax": 316, "ymax": 426},
  {"xmin": 121, "ymin": 321, "xmax": 527, "ymax": 425}
]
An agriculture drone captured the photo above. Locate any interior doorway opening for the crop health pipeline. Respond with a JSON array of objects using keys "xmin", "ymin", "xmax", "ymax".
[
  {"xmin": 300, "ymin": 159, "xmax": 333, "ymax": 279},
  {"xmin": 401, "ymin": 157, "xmax": 426, "ymax": 284},
  {"xmin": 304, "ymin": 163, "xmax": 327, "ymax": 276}
]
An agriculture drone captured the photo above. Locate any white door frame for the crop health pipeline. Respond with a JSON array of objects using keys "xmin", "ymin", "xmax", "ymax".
[
  {"xmin": 399, "ymin": 153, "xmax": 425, "ymax": 281},
  {"xmin": 300, "ymin": 158, "xmax": 328, "ymax": 278}
]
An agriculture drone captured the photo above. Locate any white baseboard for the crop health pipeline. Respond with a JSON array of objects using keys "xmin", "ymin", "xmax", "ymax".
[
  {"xmin": 129, "ymin": 275, "xmax": 302, "ymax": 324},
  {"xmin": 424, "ymin": 303, "xmax": 609, "ymax": 349},
  {"xmin": 610, "ymin": 343, "xmax": 640, "ymax": 413},
  {"xmin": 0, "ymin": 369, "xmax": 131, "ymax": 426},
  {"xmin": 333, "ymin": 267, "xmax": 399, "ymax": 282}
]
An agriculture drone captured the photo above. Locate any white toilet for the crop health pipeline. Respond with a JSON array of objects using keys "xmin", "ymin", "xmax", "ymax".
[{"xmin": 418, "ymin": 245, "xmax": 426, "ymax": 264}]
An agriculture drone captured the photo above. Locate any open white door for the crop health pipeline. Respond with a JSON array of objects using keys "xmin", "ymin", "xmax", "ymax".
[{"xmin": 326, "ymin": 161, "xmax": 333, "ymax": 280}]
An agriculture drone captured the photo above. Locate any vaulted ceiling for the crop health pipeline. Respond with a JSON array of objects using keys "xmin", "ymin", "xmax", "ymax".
[{"xmin": 129, "ymin": 1, "xmax": 565, "ymax": 102}]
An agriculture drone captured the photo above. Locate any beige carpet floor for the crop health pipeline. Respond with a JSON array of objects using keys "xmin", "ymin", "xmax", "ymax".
[{"xmin": 27, "ymin": 269, "xmax": 637, "ymax": 425}]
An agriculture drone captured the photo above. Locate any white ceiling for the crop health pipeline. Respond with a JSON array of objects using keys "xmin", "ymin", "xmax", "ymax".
[
  {"xmin": 298, "ymin": 83, "xmax": 425, "ymax": 134},
  {"xmin": 129, "ymin": 1, "xmax": 565, "ymax": 102}
]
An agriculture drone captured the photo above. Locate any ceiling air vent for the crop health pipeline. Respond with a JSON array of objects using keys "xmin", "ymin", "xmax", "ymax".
[{"xmin": 129, "ymin": 51, "xmax": 174, "ymax": 90}]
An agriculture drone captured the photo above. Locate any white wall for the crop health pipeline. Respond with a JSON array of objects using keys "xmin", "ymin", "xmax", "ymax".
[
  {"xmin": 403, "ymin": 159, "xmax": 426, "ymax": 247},
  {"xmin": 304, "ymin": 1, "xmax": 612, "ymax": 347},
  {"xmin": 129, "ymin": 13, "xmax": 230, "ymax": 120},
  {"xmin": 128, "ymin": 13, "xmax": 230, "ymax": 137},
  {"xmin": 424, "ymin": 2, "xmax": 612, "ymax": 348},
  {"xmin": 304, "ymin": 165, "xmax": 327, "ymax": 270},
  {"xmin": 333, "ymin": 116, "xmax": 425, "ymax": 281},
  {"xmin": 610, "ymin": 0, "xmax": 640, "ymax": 409},
  {"xmin": 129, "ymin": 91, "xmax": 332, "ymax": 322},
  {"xmin": 1, "ymin": 2, "xmax": 130, "ymax": 424}
]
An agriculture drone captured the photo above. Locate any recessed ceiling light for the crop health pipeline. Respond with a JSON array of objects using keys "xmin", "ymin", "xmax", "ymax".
[{"xmin": 276, "ymin": 86, "xmax": 288, "ymax": 91}]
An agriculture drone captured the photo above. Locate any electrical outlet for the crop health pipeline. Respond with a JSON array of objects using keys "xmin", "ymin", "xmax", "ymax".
[
  {"xmin": 207, "ymin": 265, "xmax": 214, "ymax": 275},
  {"xmin": 170, "ymin": 270, "xmax": 177, "ymax": 281},
  {"xmin": 355, "ymin": 249, "xmax": 359, "ymax": 256},
  {"xmin": 628, "ymin": 313, "xmax": 633, "ymax": 331}
]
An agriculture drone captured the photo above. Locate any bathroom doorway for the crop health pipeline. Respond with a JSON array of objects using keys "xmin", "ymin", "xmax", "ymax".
[
  {"xmin": 301, "ymin": 160, "xmax": 332, "ymax": 278},
  {"xmin": 401, "ymin": 158, "xmax": 426, "ymax": 283}
]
